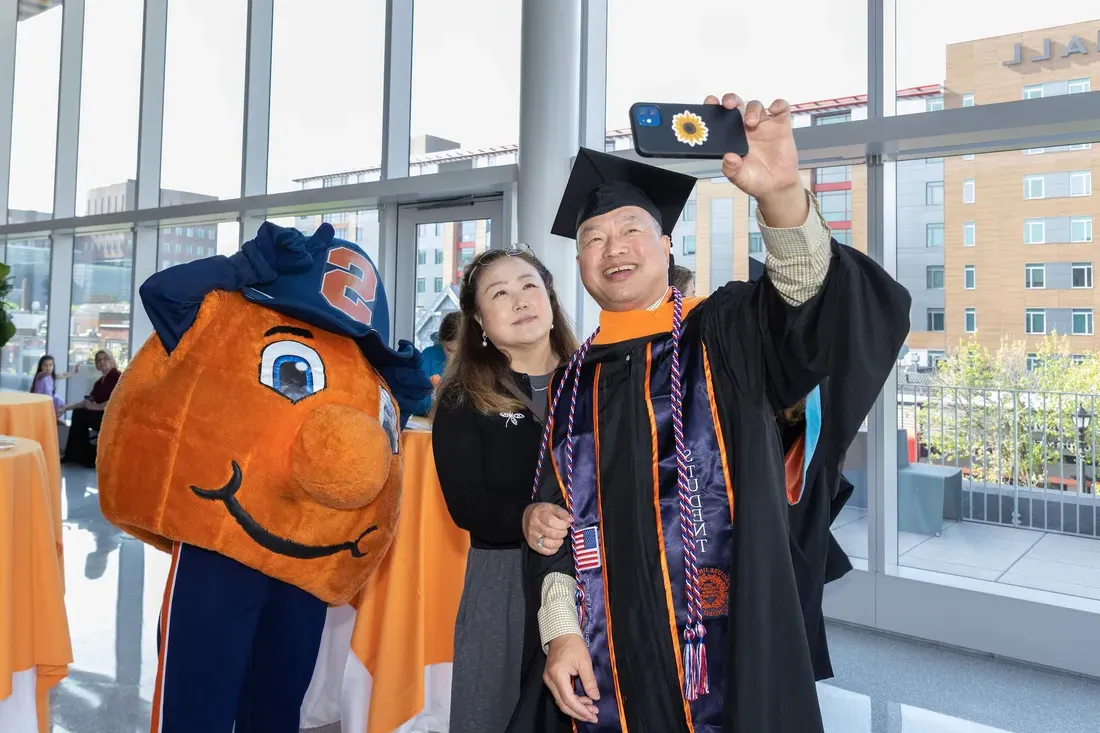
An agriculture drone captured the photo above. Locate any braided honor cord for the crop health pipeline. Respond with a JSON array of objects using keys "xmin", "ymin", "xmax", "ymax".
[
  {"xmin": 528, "ymin": 329, "xmax": 600, "ymax": 626},
  {"xmin": 669, "ymin": 288, "xmax": 709, "ymax": 700},
  {"xmin": 526, "ymin": 289, "xmax": 708, "ymax": 700}
]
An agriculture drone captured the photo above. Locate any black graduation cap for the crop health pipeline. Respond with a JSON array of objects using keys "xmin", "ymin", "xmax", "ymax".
[{"xmin": 551, "ymin": 148, "xmax": 698, "ymax": 239}]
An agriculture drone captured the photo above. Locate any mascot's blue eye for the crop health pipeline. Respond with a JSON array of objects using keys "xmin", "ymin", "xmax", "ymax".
[{"xmin": 260, "ymin": 341, "xmax": 327, "ymax": 403}]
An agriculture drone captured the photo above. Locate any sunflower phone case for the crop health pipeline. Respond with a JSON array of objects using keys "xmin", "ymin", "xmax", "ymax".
[{"xmin": 629, "ymin": 103, "xmax": 749, "ymax": 160}]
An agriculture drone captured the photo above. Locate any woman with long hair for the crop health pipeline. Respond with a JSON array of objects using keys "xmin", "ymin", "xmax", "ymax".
[
  {"xmin": 432, "ymin": 244, "xmax": 577, "ymax": 733},
  {"xmin": 62, "ymin": 349, "xmax": 122, "ymax": 467}
]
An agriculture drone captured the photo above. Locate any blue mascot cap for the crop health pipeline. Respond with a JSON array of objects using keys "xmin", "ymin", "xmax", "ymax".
[{"xmin": 240, "ymin": 222, "xmax": 415, "ymax": 370}]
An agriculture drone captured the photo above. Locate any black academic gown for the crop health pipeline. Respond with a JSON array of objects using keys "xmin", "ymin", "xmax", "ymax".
[
  {"xmin": 782, "ymin": 389, "xmax": 858, "ymax": 683},
  {"xmin": 508, "ymin": 242, "xmax": 910, "ymax": 733}
]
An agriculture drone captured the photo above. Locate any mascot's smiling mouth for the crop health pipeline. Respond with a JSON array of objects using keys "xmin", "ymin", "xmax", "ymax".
[{"xmin": 191, "ymin": 461, "xmax": 377, "ymax": 560}]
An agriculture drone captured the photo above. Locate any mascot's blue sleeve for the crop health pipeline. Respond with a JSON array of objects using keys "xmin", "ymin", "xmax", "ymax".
[
  {"xmin": 364, "ymin": 339, "xmax": 433, "ymax": 427},
  {"xmin": 140, "ymin": 253, "xmax": 270, "ymax": 356}
]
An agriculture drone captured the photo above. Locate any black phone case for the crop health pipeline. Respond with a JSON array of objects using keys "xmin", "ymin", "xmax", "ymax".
[{"xmin": 630, "ymin": 103, "xmax": 749, "ymax": 160}]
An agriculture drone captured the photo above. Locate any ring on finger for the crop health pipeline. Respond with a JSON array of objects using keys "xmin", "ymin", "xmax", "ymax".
[{"xmin": 536, "ymin": 536, "xmax": 545, "ymax": 549}]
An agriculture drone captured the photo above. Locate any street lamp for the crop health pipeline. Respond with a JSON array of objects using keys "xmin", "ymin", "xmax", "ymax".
[
  {"xmin": 1074, "ymin": 405, "xmax": 1092, "ymax": 433},
  {"xmin": 1074, "ymin": 406, "xmax": 1092, "ymax": 494}
]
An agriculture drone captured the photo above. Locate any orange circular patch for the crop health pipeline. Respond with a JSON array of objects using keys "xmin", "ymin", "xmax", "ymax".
[{"xmin": 698, "ymin": 567, "xmax": 730, "ymax": 618}]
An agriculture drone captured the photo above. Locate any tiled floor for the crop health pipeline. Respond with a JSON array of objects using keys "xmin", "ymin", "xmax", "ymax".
[
  {"xmin": 48, "ymin": 466, "xmax": 1100, "ymax": 732},
  {"xmin": 832, "ymin": 507, "xmax": 1100, "ymax": 599}
]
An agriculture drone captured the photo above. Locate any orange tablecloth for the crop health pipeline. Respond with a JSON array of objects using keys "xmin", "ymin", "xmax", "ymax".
[
  {"xmin": 350, "ymin": 429, "xmax": 469, "ymax": 733},
  {"xmin": 0, "ymin": 438, "xmax": 72, "ymax": 733},
  {"xmin": 0, "ymin": 393, "xmax": 62, "ymax": 564}
]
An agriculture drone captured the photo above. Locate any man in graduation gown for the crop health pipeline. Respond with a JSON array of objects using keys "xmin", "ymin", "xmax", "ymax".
[{"xmin": 508, "ymin": 93, "xmax": 911, "ymax": 733}]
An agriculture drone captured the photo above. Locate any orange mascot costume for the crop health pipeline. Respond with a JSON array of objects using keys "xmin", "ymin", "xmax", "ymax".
[{"xmin": 96, "ymin": 222, "xmax": 430, "ymax": 733}]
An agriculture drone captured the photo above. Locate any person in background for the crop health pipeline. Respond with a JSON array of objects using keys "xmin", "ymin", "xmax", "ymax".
[
  {"xmin": 432, "ymin": 245, "xmax": 577, "ymax": 733},
  {"xmin": 30, "ymin": 354, "xmax": 80, "ymax": 417},
  {"xmin": 62, "ymin": 350, "xmax": 122, "ymax": 467},
  {"xmin": 670, "ymin": 263, "xmax": 696, "ymax": 298},
  {"xmin": 422, "ymin": 310, "xmax": 462, "ymax": 387}
]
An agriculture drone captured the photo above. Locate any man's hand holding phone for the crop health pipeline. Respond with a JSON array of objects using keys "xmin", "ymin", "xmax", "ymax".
[{"xmin": 704, "ymin": 93, "xmax": 808, "ymax": 228}]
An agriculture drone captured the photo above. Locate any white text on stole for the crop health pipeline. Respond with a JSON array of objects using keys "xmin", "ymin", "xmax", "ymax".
[{"xmin": 684, "ymin": 448, "xmax": 709, "ymax": 554}]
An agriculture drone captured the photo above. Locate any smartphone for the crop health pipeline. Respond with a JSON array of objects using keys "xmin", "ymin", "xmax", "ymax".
[{"xmin": 630, "ymin": 102, "xmax": 749, "ymax": 160}]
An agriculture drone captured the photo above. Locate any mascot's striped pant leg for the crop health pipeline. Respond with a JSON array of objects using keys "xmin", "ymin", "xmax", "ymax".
[{"xmin": 150, "ymin": 543, "xmax": 327, "ymax": 733}]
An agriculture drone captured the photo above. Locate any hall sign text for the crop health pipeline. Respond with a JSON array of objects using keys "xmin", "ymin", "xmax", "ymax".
[{"xmin": 1004, "ymin": 33, "xmax": 1099, "ymax": 66}]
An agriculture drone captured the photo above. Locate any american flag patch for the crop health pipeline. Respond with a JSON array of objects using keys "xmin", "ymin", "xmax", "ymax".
[{"xmin": 573, "ymin": 525, "xmax": 602, "ymax": 570}]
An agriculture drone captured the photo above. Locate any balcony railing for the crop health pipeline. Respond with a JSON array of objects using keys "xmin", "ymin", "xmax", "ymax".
[{"xmin": 898, "ymin": 383, "xmax": 1100, "ymax": 538}]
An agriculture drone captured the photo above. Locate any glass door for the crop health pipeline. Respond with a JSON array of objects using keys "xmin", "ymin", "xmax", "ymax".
[{"xmin": 393, "ymin": 200, "xmax": 505, "ymax": 349}]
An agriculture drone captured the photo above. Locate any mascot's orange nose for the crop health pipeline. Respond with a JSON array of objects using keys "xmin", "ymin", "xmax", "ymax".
[{"xmin": 290, "ymin": 404, "xmax": 392, "ymax": 509}]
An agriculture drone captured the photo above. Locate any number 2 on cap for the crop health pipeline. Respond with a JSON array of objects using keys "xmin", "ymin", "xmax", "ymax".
[{"xmin": 320, "ymin": 247, "xmax": 378, "ymax": 326}]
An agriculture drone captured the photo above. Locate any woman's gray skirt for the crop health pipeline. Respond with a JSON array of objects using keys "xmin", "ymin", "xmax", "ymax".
[{"xmin": 449, "ymin": 546, "xmax": 526, "ymax": 733}]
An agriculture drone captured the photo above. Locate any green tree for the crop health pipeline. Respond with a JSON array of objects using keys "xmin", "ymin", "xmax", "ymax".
[
  {"xmin": 0, "ymin": 263, "xmax": 14, "ymax": 349},
  {"xmin": 913, "ymin": 333, "xmax": 1099, "ymax": 489}
]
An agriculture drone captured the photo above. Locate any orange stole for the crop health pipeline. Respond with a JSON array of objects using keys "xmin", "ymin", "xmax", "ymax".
[
  {"xmin": 348, "ymin": 430, "xmax": 469, "ymax": 733},
  {"xmin": 785, "ymin": 435, "xmax": 807, "ymax": 504}
]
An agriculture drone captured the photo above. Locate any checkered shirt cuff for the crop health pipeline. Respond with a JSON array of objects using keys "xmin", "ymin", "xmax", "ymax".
[
  {"xmin": 756, "ymin": 189, "xmax": 833, "ymax": 306},
  {"xmin": 539, "ymin": 572, "xmax": 582, "ymax": 650}
]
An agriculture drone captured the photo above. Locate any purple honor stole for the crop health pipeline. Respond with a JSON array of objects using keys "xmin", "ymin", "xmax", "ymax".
[
  {"xmin": 534, "ymin": 290, "xmax": 734, "ymax": 733},
  {"xmin": 646, "ymin": 336, "xmax": 734, "ymax": 731},
  {"xmin": 547, "ymin": 360, "xmax": 625, "ymax": 732}
]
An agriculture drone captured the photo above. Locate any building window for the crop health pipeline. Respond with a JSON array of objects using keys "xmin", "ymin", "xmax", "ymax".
[
  {"xmin": 1070, "ymin": 171, "xmax": 1092, "ymax": 197},
  {"xmin": 961, "ymin": 93, "xmax": 975, "ymax": 107},
  {"xmin": 1071, "ymin": 217, "xmax": 1093, "ymax": 243},
  {"xmin": 964, "ymin": 265, "xmax": 975, "ymax": 290},
  {"xmin": 926, "ymin": 96, "xmax": 944, "ymax": 112},
  {"xmin": 817, "ymin": 191, "xmax": 852, "ymax": 223},
  {"xmin": 683, "ymin": 235, "xmax": 696, "ymax": 255},
  {"xmin": 683, "ymin": 200, "xmax": 696, "ymax": 223},
  {"xmin": 1068, "ymin": 78, "xmax": 1091, "ymax": 94},
  {"xmin": 460, "ymin": 221, "xmax": 477, "ymax": 241},
  {"xmin": 1072, "ymin": 262, "xmax": 1093, "ymax": 289},
  {"xmin": 926, "ymin": 266, "xmax": 944, "ymax": 289},
  {"xmin": 963, "ymin": 222, "xmax": 976, "ymax": 246},
  {"xmin": 1024, "ymin": 175, "xmax": 1045, "ymax": 200},
  {"xmin": 1026, "ymin": 353, "xmax": 1041, "ymax": 370},
  {"xmin": 748, "ymin": 196, "xmax": 758, "ymax": 219},
  {"xmin": 963, "ymin": 179, "xmax": 975, "ymax": 204},
  {"xmin": 926, "ymin": 223, "xmax": 944, "ymax": 247},
  {"xmin": 815, "ymin": 166, "xmax": 850, "ymax": 184},
  {"xmin": 1024, "ymin": 219, "xmax": 1046, "ymax": 244},
  {"xmin": 1025, "ymin": 263, "xmax": 1046, "ymax": 289},
  {"xmin": 1025, "ymin": 308, "xmax": 1046, "ymax": 334},
  {"xmin": 925, "ymin": 181, "xmax": 944, "ymax": 206},
  {"xmin": 434, "ymin": 223, "xmax": 443, "ymax": 236},
  {"xmin": 965, "ymin": 308, "xmax": 976, "ymax": 334},
  {"xmin": 434, "ymin": 249, "xmax": 444, "ymax": 265},
  {"xmin": 929, "ymin": 350, "xmax": 947, "ymax": 366},
  {"xmin": 417, "ymin": 250, "xmax": 427, "ymax": 265},
  {"xmin": 832, "ymin": 229, "xmax": 852, "ymax": 247},
  {"xmin": 416, "ymin": 278, "xmax": 425, "ymax": 293},
  {"xmin": 1073, "ymin": 309, "xmax": 1094, "ymax": 336},
  {"xmin": 813, "ymin": 112, "xmax": 851, "ymax": 125},
  {"xmin": 434, "ymin": 277, "xmax": 444, "ymax": 293},
  {"xmin": 329, "ymin": 212, "xmax": 348, "ymax": 223},
  {"xmin": 926, "ymin": 309, "xmax": 945, "ymax": 332},
  {"xmin": 748, "ymin": 233, "xmax": 763, "ymax": 254},
  {"xmin": 1023, "ymin": 84, "xmax": 1044, "ymax": 100}
]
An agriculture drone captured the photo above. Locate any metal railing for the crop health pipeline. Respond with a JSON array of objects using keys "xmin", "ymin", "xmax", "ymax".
[{"xmin": 898, "ymin": 383, "xmax": 1100, "ymax": 538}]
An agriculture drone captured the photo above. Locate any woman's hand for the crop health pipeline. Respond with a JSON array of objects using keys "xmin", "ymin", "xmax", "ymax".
[{"xmin": 523, "ymin": 502, "xmax": 571, "ymax": 555}]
